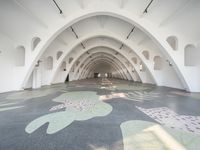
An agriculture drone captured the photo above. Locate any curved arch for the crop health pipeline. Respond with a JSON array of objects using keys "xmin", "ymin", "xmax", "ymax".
[
  {"xmin": 49, "ymin": 33, "xmax": 156, "ymax": 85},
  {"xmin": 82, "ymin": 60, "xmax": 125, "ymax": 80},
  {"xmin": 21, "ymin": 10, "xmax": 190, "ymax": 91},
  {"xmin": 82, "ymin": 60, "xmax": 124, "ymax": 80},
  {"xmin": 51, "ymin": 44, "xmax": 147, "ymax": 84},
  {"xmin": 76, "ymin": 53, "xmax": 134, "ymax": 81},
  {"xmin": 72, "ymin": 50, "xmax": 138, "ymax": 81},
  {"xmin": 81, "ymin": 58, "xmax": 128, "ymax": 80}
]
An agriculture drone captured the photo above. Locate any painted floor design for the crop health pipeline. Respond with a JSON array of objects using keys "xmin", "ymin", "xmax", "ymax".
[{"xmin": 0, "ymin": 78, "xmax": 200, "ymax": 150}]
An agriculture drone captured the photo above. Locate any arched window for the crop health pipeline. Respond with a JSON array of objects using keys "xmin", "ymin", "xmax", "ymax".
[
  {"xmin": 153, "ymin": 56, "xmax": 162, "ymax": 70},
  {"xmin": 166, "ymin": 36, "xmax": 178, "ymax": 51},
  {"xmin": 46, "ymin": 56, "xmax": 53, "ymax": 70},
  {"xmin": 32, "ymin": 37, "xmax": 41, "ymax": 51},
  {"xmin": 61, "ymin": 61, "xmax": 66, "ymax": 71},
  {"xmin": 68, "ymin": 57, "xmax": 73, "ymax": 64},
  {"xmin": 132, "ymin": 57, "xmax": 137, "ymax": 64},
  {"xmin": 142, "ymin": 51, "xmax": 149, "ymax": 60},
  {"xmin": 76, "ymin": 61, "xmax": 80, "ymax": 66},
  {"xmin": 57, "ymin": 51, "xmax": 63, "ymax": 60},
  {"xmin": 184, "ymin": 44, "xmax": 198, "ymax": 66},
  {"xmin": 16, "ymin": 46, "xmax": 25, "ymax": 66}
]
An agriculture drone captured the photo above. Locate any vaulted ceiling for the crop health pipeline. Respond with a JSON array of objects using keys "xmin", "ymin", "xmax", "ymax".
[{"xmin": 0, "ymin": 0, "xmax": 200, "ymax": 93}]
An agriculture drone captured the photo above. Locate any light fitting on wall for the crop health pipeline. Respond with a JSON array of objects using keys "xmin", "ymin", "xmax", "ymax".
[
  {"xmin": 35, "ymin": 60, "xmax": 42, "ymax": 67},
  {"xmin": 143, "ymin": 0, "xmax": 154, "ymax": 14},
  {"xmin": 166, "ymin": 60, "xmax": 173, "ymax": 66},
  {"xmin": 52, "ymin": 0, "xmax": 63, "ymax": 14}
]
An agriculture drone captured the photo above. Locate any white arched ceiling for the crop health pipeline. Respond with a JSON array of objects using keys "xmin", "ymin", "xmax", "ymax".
[
  {"xmin": 19, "ymin": 12, "xmax": 191, "ymax": 91},
  {"xmin": 51, "ymin": 42, "xmax": 153, "ymax": 85},
  {"xmin": 72, "ymin": 51, "xmax": 138, "ymax": 81},
  {"xmin": 1, "ymin": 1, "xmax": 200, "ymax": 92},
  {"xmin": 53, "ymin": 48, "xmax": 138, "ymax": 83},
  {"xmin": 74, "ymin": 52, "xmax": 135, "ymax": 81}
]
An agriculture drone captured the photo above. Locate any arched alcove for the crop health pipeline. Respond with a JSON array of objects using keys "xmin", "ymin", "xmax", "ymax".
[
  {"xmin": 57, "ymin": 51, "xmax": 63, "ymax": 60},
  {"xmin": 132, "ymin": 57, "xmax": 137, "ymax": 64},
  {"xmin": 69, "ymin": 57, "xmax": 74, "ymax": 64},
  {"xmin": 15, "ymin": 46, "xmax": 25, "ymax": 66},
  {"xmin": 142, "ymin": 51, "xmax": 149, "ymax": 60},
  {"xmin": 46, "ymin": 56, "xmax": 53, "ymax": 70},
  {"xmin": 154, "ymin": 56, "xmax": 162, "ymax": 70},
  {"xmin": 32, "ymin": 37, "xmax": 41, "ymax": 51},
  {"xmin": 184, "ymin": 44, "xmax": 198, "ymax": 66},
  {"xmin": 61, "ymin": 61, "xmax": 66, "ymax": 71},
  {"xmin": 166, "ymin": 36, "xmax": 178, "ymax": 51},
  {"xmin": 76, "ymin": 61, "xmax": 80, "ymax": 66}
]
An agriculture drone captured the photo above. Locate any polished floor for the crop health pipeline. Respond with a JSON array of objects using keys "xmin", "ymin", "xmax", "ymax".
[{"xmin": 0, "ymin": 78, "xmax": 200, "ymax": 150}]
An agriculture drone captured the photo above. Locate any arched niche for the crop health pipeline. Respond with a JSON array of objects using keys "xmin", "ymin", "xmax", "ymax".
[
  {"xmin": 166, "ymin": 36, "xmax": 178, "ymax": 51},
  {"xmin": 16, "ymin": 46, "xmax": 25, "ymax": 66},
  {"xmin": 76, "ymin": 61, "xmax": 80, "ymax": 66},
  {"xmin": 132, "ymin": 57, "xmax": 137, "ymax": 64},
  {"xmin": 46, "ymin": 56, "xmax": 53, "ymax": 70},
  {"xmin": 142, "ymin": 51, "xmax": 149, "ymax": 60},
  {"xmin": 57, "ymin": 51, "xmax": 63, "ymax": 60},
  {"xmin": 32, "ymin": 37, "xmax": 41, "ymax": 51},
  {"xmin": 154, "ymin": 56, "xmax": 162, "ymax": 70},
  {"xmin": 61, "ymin": 61, "xmax": 66, "ymax": 71},
  {"xmin": 184, "ymin": 44, "xmax": 198, "ymax": 66},
  {"xmin": 68, "ymin": 57, "xmax": 74, "ymax": 64}
]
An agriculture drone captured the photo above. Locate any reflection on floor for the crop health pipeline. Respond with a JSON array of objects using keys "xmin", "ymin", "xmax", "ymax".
[{"xmin": 0, "ymin": 78, "xmax": 200, "ymax": 150}]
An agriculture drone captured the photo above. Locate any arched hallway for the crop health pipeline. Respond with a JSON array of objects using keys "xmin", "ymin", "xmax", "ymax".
[{"xmin": 0, "ymin": 0, "xmax": 200, "ymax": 149}]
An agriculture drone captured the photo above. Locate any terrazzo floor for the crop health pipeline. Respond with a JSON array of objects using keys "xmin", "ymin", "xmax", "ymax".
[{"xmin": 0, "ymin": 78, "xmax": 200, "ymax": 150}]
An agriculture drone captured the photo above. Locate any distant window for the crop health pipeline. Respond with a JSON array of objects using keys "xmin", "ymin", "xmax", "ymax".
[
  {"xmin": 69, "ymin": 57, "xmax": 73, "ymax": 64},
  {"xmin": 153, "ymin": 56, "xmax": 162, "ymax": 70},
  {"xmin": 166, "ymin": 36, "xmax": 178, "ymax": 51},
  {"xmin": 142, "ymin": 51, "xmax": 149, "ymax": 60},
  {"xmin": 16, "ymin": 46, "xmax": 25, "ymax": 66},
  {"xmin": 46, "ymin": 56, "xmax": 53, "ymax": 70},
  {"xmin": 132, "ymin": 57, "xmax": 137, "ymax": 64},
  {"xmin": 61, "ymin": 61, "xmax": 66, "ymax": 71},
  {"xmin": 57, "ymin": 51, "xmax": 63, "ymax": 60},
  {"xmin": 32, "ymin": 37, "xmax": 41, "ymax": 51},
  {"xmin": 184, "ymin": 44, "xmax": 198, "ymax": 66}
]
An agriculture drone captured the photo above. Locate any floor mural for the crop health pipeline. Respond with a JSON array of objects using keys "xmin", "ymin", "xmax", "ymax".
[
  {"xmin": 136, "ymin": 106, "xmax": 200, "ymax": 135},
  {"xmin": 0, "ymin": 78, "xmax": 200, "ymax": 150},
  {"xmin": 25, "ymin": 91, "xmax": 112, "ymax": 134}
]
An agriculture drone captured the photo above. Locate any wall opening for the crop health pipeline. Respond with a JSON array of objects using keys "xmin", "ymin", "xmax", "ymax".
[
  {"xmin": 142, "ymin": 51, "xmax": 149, "ymax": 60},
  {"xmin": 46, "ymin": 56, "xmax": 53, "ymax": 70},
  {"xmin": 184, "ymin": 44, "xmax": 198, "ymax": 66},
  {"xmin": 69, "ymin": 57, "xmax": 73, "ymax": 64},
  {"xmin": 153, "ymin": 56, "xmax": 162, "ymax": 70},
  {"xmin": 57, "ymin": 51, "xmax": 63, "ymax": 60},
  {"xmin": 15, "ymin": 46, "xmax": 25, "ymax": 66},
  {"xmin": 166, "ymin": 36, "xmax": 178, "ymax": 51},
  {"xmin": 32, "ymin": 37, "xmax": 41, "ymax": 51},
  {"xmin": 132, "ymin": 57, "xmax": 137, "ymax": 64}
]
